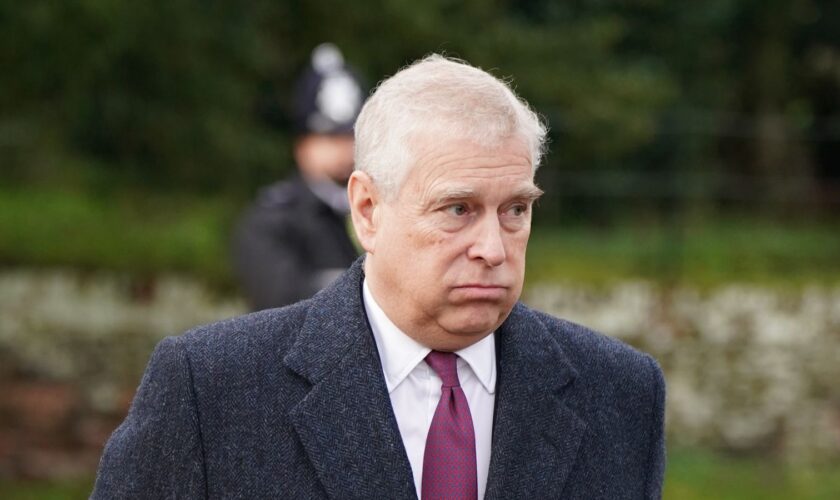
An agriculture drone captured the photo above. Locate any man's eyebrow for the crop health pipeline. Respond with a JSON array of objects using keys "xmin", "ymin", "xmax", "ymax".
[
  {"xmin": 430, "ymin": 184, "xmax": 544, "ymax": 205},
  {"xmin": 513, "ymin": 185, "xmax": 544, "ymax": 201},
  {"xmin": 433, "ymin": 187, "xmax": 478, "ymax": 203}
]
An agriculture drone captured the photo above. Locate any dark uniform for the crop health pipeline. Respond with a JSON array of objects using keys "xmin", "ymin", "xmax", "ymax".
[
  {"xmin": 231, "ymin": 43, "xmax": 365, "ymax": 310},
  {"xmin": 231, "ymin": 175, "xmax": 357, "ymax": 310}
]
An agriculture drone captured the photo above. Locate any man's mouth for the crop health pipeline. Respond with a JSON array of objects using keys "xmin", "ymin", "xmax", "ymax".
[{"xmin": 450, "ymin": 284, "xmax": 509, "ymax": 301}]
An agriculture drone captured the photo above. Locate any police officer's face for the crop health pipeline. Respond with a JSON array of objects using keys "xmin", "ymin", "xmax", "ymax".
[
  {"xmin": 295, "ymin": 134, "xmax": 355, "ymax": 184},
  {"xmin": 351, "ymin": 134, "xmax": 540, "ymax": 351}
]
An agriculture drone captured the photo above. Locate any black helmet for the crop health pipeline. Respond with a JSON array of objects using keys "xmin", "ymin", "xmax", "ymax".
[{"xmin": 292, "ymin": 43, "xmax": 365, "ymax": 135}]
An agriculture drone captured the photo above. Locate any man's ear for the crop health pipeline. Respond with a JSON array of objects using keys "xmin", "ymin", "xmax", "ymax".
[{"xmin": 347, "ymin": 171, "xmax": 380, "ymax": 253}]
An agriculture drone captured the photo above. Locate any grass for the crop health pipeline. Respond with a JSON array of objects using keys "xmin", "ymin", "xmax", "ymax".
[
  {"xmin": 664, "ymin": 448, "xmax": 840, "ymax": 499},
  {"xmin": 0, "ymin": 187, "xmax": 236, "ymax": 286},
  {"xmin": 0, "ymin": 479, "xmax": 93, "ymax": 500},
  {"xmin": 525, "ymin": 218, "xmax": 840, "ymax": 287},
  {"xmin": 1, "ymin": 449, "xmax": 838, "ymax": 499},
  {"xmin": 1, "ymin": 187, "xmax": 838, "ymax": 288}
]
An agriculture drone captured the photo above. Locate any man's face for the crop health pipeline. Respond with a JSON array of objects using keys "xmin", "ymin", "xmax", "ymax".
[{"xmin": 363, "ymin": 135, "xmax": 541, "ymax": 351}]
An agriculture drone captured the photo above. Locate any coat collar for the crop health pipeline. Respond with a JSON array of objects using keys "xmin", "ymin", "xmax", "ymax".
[
  {"xmin": 283, "ymin": 258, "xmax": 586, "ymax": 498},
  {"xmin": 484, "ymin": 302, "xmax": 586, "ymax": 498},
  {"xmin": 283, "ymin": 257, "xmax": 416, "ymax": 499}
]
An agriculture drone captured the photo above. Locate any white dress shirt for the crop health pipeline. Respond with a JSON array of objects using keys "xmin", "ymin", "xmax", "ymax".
[{"xmin": 363, "ymin": 280, "xmax": 496, "ymax": 499}]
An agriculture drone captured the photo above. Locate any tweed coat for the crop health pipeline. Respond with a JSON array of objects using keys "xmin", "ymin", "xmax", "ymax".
[{"xmin": 92, "ymin": 258, "xmax": 666, "ymax": 499}]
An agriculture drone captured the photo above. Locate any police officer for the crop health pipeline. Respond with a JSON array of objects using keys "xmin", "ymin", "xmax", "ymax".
[{"xmin": 231, "ymin": 44, "xmax": 364, "ymax": 310}]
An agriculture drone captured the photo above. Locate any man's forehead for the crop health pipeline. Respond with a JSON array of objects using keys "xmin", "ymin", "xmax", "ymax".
[
  {"xmin": 411, "ymin": 129, "xmax": 529, "ymax": 155},
  {"xmin": 397, "ymin": 131, "xmax": 538, "ymax": 197}
]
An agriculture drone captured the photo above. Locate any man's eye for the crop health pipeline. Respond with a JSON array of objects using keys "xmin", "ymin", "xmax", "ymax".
[
  {"xmin": 446, "ymin": 204, "xmax": 468, "ymax": 216},
  {"xmin": 509, "ymin": 204, "xmax": 528, "ymax": 216}
]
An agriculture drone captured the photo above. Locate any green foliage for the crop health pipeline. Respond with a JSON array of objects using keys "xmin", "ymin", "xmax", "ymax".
[
  {"xmin": 3, "ymin": 0, "xmax": 835, "ymax": 205},
  {"xmin": 1, "ymin": 188, "xmax": 837, "ymax": 288},
  {"xmin": 526, "ymin": 218, "xmax": 840, "ymax": 287},
  {"xmin": 0, "ymin": 188, "xmax": 235, "ymax": 286},
  {"xmin": 0, "ymin": 0, "xmax": 286, "ymax": 193}
]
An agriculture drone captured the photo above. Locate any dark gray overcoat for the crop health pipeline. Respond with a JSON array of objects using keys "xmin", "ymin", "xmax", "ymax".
[{"xmin": 92, "ymin": 258, "xmax": 666, "ymax": 499}]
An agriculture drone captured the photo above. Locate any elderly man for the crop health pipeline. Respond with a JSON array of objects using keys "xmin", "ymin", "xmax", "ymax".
[{"xmin": 93, "ymin": 55, "xmax": 665, "ymax": 499}]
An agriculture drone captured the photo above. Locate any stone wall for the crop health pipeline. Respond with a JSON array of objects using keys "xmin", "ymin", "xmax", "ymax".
[
  {"xmin": 526, "ymin": 282, "xmax": 840, "ymax": 462},
  {"xmin": 0, "ymin": 269, "xmax": 245, "ymax": 479},
  {"xmin": 1, "ymin": 269, "xmax": 838, "ymax": 479}
]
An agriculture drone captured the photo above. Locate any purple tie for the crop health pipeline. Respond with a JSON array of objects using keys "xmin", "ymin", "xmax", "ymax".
[{"xmin": 422, "ymin": 351, "xmax": 478, "ymax": 500}]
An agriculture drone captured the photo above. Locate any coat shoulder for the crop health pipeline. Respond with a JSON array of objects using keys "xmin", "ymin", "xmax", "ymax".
[
  {"xmin": 172, "ymin": 300, "xmax": 312, "ymax": 374},
  {"xmin": 525, "ymin": 305, "xmax": 663, "ymax": 393},
  {"xmin": 515, "ymin": 305, "xmax": 667, "ymax": 498}
]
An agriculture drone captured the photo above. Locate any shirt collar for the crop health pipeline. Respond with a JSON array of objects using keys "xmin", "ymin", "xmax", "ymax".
[{"xmin": 363, "ymin": 279, "xmax": 496, "ymax": 395}]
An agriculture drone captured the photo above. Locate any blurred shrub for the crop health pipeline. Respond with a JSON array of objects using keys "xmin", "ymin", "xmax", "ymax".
[
  {"xmin": 3, "ymin": 188, "xmax": 839, "ymax": 286},
  {"xmin": 526, "ymin": 220, "xmax": 840, "ymax": 287},
  {"xmin": 3, "ymin": 0, "xmax": 836, "ymax": 214},
  {"xmin": 0, "ymin": 188, "xmax": 235, "ymax": 287}
]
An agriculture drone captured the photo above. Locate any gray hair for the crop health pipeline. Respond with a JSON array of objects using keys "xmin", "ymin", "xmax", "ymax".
[{"xmin": 354, "ymin": 54, "xmax": 548, "ymax": 198}]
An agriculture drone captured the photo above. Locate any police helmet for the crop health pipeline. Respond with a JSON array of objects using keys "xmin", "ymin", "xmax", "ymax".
[{"xmin": 293, "ymin": 43, "xmax": 365, "ymax": 135}]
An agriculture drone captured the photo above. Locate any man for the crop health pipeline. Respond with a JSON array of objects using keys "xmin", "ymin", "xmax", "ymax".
[
  {"xmin": 93, "ymin": 55, "xmax": 665, "ymax": 499},
  {"xmin": 231, "ymin": 43, "xmax": 362, "ymax": 310}
]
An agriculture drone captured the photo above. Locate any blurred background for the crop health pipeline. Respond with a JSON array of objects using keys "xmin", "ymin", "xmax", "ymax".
[{"xmin": 1, "ymin": 0, "xmax": 839, "ymax": 498}]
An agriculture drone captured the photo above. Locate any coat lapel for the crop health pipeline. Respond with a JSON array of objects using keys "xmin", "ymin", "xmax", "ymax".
[
  {"xmin": 484, "ymin": 303, "xmax": 587, "ymax": 499},
  {"xmin": 283, "ymin": 259, "xmax": 416, "ymax": 499},
  {"xmin": 283, "ymin": 259, "xmax": 585, "ymax": 498}
]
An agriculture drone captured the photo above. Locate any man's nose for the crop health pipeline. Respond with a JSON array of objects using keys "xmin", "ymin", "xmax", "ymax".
[{"xmin": 467, "ymin": 214, "xmax": 506, "ymax": 266}]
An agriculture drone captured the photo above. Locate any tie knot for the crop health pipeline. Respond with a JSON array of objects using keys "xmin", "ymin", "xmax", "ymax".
[{"xmin": 425, "ymin": 351, "xmax": 460, "ymax": 387}]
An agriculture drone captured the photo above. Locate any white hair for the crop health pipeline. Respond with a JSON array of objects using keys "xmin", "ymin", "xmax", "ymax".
[{"xmin": 354, "ymin": 54, "xmax": 548, "ymax": 198}]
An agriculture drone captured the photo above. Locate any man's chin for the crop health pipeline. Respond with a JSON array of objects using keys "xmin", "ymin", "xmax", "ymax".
[{"xmin": 441, "ymin": 304, "xmax": 512, "ymax": 337}]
